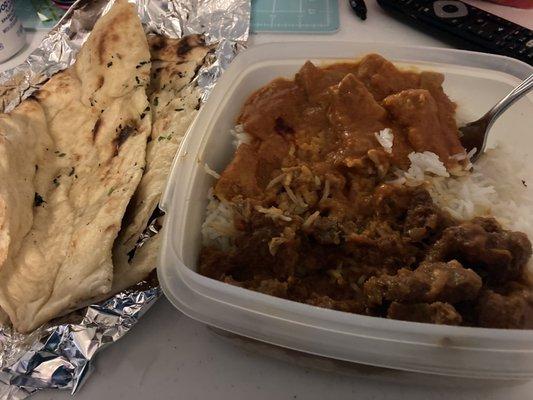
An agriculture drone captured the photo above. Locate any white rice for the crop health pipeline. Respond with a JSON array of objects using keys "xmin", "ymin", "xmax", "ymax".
[
  {"xmin": 232, "ymin": 124, "xmax": 252, "ymax": 149},
  {"xmin": 425, "ymin": 145, "xmax": 532, "ymax": 240},
  {"xmin": 255, "ymin": 205, "xmax": 292, "ymax": 222},
  {"xmin": 374, "ymin": 128, "xmax": 394, "ymax": 154},
  {"xmin": 201, "ymin": 188, "xmax": 237, "ymax": 251},
  {"xmin": 203, "ymin": 126, "xmax": 533, "ymax": 273},
  {"xmin": 201, "ymin": 126, "xmax": 252, "ymax": 250},
  {"xmin": 392, "ymin": 143, "xmax": 533, "ymax": 271},
  {"xmin": 203, "ymin": 163, "xmax": 221, "ymax": 179},
  {"xmin": 404, "ymin": 151, "xmax": 450, "ymax": 181}
]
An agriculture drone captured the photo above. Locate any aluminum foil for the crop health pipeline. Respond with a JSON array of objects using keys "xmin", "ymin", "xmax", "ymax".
[
  {"xmin": 0, "ymin": 0, "xmax": 249, "ymax": 112},
  {"xmin": 0, "ymin": 0, "xmax": 250, "ymax": 398}
]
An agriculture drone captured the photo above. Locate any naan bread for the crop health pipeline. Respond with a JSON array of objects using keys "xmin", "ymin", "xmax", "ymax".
[
  {"xmin": 111, "ymin": 35, "xmax": 211, "ymax": 292},
  {"xmin": 0, "ymin": 0, "xmax": 152, "ymax": 332},
  {"xmin": 0, "ymin": 100, "xmax": 49, "ymax": 273}
]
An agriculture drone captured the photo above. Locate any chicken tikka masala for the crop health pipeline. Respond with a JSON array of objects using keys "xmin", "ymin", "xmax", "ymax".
[{"xmin": 199, "ymin": 54, "xmax": 533, "ymax": 329}]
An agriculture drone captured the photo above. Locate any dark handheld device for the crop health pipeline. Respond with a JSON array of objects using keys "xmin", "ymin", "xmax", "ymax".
[{"xmin": 377, "ymin": 0, "xmax": 533, "ymax": 65}]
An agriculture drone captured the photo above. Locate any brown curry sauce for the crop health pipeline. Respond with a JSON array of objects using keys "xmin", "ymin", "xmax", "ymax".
[{"xmin": 199, "ymin": 54, "xmax": 533, "ymax": 328}]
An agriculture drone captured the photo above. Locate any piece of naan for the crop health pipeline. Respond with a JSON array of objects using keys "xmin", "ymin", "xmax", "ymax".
[
  {"xmin": 111, "ymin": 35, "xmax": 211, "ymax": 292},
  {"xmin": 0, "ymin": 0, "xmax": 152, "ymax": 333},
  {"xmin": 0, "ymin": 100, "xmax": 49, "ymax": 274}
]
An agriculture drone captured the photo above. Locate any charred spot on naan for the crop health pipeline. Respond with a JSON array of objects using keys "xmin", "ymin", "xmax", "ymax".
[
  {"xmin": 148, "ymin": 62, "xmax": 200, "ymax": 98},
  {"xmin": 92, "ymin": 118, "xmax": 102, "ymax": 141},
  {"xmin": 105, "ymin": 224, "xmax": 118, "ymax": 234},
  {"xmin": 177, "ymin": 35, "xmax": 206, "ymax": 57},
  {"xmin": 147, "ymin": 36, "xmax": 211, "ymax": 114},
  {"xmin": 34, "ymin": 193, "xmax": 45, "ymax": 207},
  {"xmin": 96, "ymin": 76, "xmax": 105, "ymax": 90},
  {"xmin": 33, "ymin": 72, "xmax": 76, "ymax": 109},
  {"xmin": 139, "ymin": 105, "xmax": 150, "ymax": 121},
  {"xmin": 148, "ymin": 34, "xmax": 208, "ymax": 62},
  {"xmin": 113, "ymin": 123, "xmax": 138, "ymax": 156},
  {"xmin": 95, "ymin": 9, "xmax": 133, "ymax": 65}
]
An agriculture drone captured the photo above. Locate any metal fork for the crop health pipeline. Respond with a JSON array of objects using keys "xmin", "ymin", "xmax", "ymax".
[{"xmin": 459, "ymin": 73, "xmax": 533, "ymax": 163}]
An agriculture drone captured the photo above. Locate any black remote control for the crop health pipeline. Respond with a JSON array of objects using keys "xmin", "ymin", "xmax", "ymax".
[{"xmin": 377, "ymin": 0, "xmax": 533, "ymax": 65}]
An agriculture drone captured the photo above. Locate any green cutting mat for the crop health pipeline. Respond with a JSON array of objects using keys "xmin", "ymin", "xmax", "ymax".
[{"xmin": 251, "ymin": 0, "xmax": 339, "ymax": 33}]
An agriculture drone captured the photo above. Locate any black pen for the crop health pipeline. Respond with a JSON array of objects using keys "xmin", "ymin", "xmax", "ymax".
[{"xmin": 349, "ymin": 0, "xmax": 367, "ymax": 20}]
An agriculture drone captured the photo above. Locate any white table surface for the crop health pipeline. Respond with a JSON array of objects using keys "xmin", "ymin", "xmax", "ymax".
[{"xmin": 3, "ymin": 1, "xmax": 533, "ymax": 399}]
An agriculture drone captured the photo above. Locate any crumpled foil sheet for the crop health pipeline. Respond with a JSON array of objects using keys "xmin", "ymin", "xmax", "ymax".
[
  {"xmin": 0, "ymin": 0, "xmax": 249, "ymax": 112},
  {"xmin": 0, "ymin": 0, "xmax": 250, "ymax": 398}
]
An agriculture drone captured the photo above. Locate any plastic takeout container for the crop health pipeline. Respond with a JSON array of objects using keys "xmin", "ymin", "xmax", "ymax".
[{"xmin": 158, "ymin": 42, "xmax": 533, "ymax": 380}]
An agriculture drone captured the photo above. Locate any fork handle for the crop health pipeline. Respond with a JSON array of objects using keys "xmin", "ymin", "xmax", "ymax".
[{"xmin": 485, "ymin": 73, "xmax": 533, "ymax": 128}]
